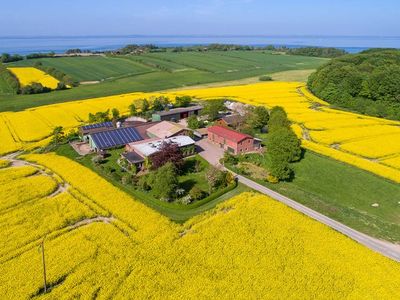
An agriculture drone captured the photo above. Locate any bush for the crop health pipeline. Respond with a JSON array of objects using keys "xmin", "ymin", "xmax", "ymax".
[
  {"xmin": 189, "ymin": 186, "xmax": 206, "ymax": 201},
  {"xmin": 121, "ymin": 174, "xmax": 132, "ymax": 185},
  {"xmin": 220, "ymin": 152, "xmax": 238, "ymax": 165},
  {"xmin": 137, "ymin": 175, "xmax": 151, "ymax": 191},
  {"xmin": 259, "ymin": 75, "xmax": 273, "ymax": 81},
  {"xmin": 92, "ymin": 155, "xmax": 104, "ymax": 165},
  {"xmin": 20, "ymin": 82, "xmax": 51, "ymax": 95},
  {"xmin": 266, "ymin": 174, "xmax": 279, "ymax": 184}
]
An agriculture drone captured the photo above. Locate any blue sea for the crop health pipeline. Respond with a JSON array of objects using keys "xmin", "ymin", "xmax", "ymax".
[{"xmin": 1, "ymin": 35, "xmax": 400, "ymax": 55}]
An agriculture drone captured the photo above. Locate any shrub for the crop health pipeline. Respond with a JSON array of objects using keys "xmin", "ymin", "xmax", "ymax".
[
  {"xmin": 121, "ymin": 174, "xmax": 132, "ymax": 185},
  {"xmin": 189, "ymin": 186, "xmax": 206, "ymax": 201},
  {"xmin": 259, "ymin": 75, "xmax": 273, "ymax": 81},
  {"xmin": 266, "ymin": 174, "xmax": 279, "ymax": 184}
]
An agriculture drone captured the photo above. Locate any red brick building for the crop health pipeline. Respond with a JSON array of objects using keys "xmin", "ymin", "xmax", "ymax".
[{"xmin": 207, "ymin": 125, "xmax": 260, "ymax": 155}]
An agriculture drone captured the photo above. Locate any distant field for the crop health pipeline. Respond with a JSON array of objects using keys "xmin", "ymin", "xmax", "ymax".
[
  {"xmin": 146, "ymin": 50, "xmax": 326, "ymax": 73},
  {"xmin": 9, "ymin": 56, "xmax": 153, "ymax": 81},
  {"xmin": 0, "ymin": 51, "xmax": 328, "ymax": 111},
  {"xmin": 0, "ymin": 73, "xmax": 13, "ymax": 94}
]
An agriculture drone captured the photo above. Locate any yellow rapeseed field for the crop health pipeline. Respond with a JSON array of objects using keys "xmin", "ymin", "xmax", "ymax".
[
  {"xmin": 7, "ymin": 67, "xmax": 59, "ymax": 89},
  {"xmin": 0, "ymin": 81, "xmax": 399, "ymax": 181},
  {"xmin": 0, "ymin": 154, "xmax": 399, "ymax": 299}
]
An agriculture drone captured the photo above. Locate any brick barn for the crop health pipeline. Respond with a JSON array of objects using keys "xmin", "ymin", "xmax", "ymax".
[{"xmin": 207, "ymin": 125, "xmax": 261, "ymax": 155}]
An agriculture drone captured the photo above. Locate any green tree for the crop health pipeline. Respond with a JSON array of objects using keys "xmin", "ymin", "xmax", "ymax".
[
  {"xmin": 111, "ymin": 108, "xmax": 120, "ymax": 121},
  {"xmin": 175, "ymin": 95, "xmax": 192, "ymax": 107},
  {"xmin": 266, "ymin": 127, "xmax": 301, "ymax": 181},
  {"xmin": 268, "ymin": 106, "xmax": 290, "ymax": 132},
  {"xmin": 187, "ymin": 115, "xmax": 200, "ymax": 129},
  {"xmin": 267, "ymin": 127, "xmax": 301, "ymax": 163},
  {"xmin": 202, "ymin": 99, "xmax": 225, "ymax": 121},
  {"xmin": 149, "ymin": 162, "xmax": 179, "ymax": 201},
  {"xmin": 247, "ymin": 106, "xmax": 269, "ymax": 130},
  {"xmin": 129, "ymin": 103, "xmax": 137, "ymax": 116}
]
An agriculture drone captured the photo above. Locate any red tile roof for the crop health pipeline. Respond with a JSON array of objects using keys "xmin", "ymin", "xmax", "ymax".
[{"xmin": 207, "ymin": 125, "xmax": 253, "ymax": 143}]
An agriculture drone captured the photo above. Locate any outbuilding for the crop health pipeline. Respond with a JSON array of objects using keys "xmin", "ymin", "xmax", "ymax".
[
  {"xmin": 151, "ymin": 105, "xmax": 202, "ymax": 122},
  {"xmin": 207, "ymin": 125, "xmax": 260, "ymax": 155}
]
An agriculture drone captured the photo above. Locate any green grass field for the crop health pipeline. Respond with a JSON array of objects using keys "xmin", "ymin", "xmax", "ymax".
[
  {"xmin": 9, "ymin": 56, "xmax": 153, "ymax": 81},
  {"xmin": 228, "ymin": 150, "xmax": 400, "ymax": 242},
  {"xmin": 0, "ymin": 51, "xmax": 328, "ymax": 112}
]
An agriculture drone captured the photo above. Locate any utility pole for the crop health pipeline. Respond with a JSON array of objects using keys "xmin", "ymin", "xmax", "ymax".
[{"xmin": 40, "ymin": 237, "xmax": 47, "ymax": 293}]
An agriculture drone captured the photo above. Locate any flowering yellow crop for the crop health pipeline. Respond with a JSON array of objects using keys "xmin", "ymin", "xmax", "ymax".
[
  {"xmin": 382, "ymin": 156, "xmax": 400, "ymax": 169},
  {"xmin": 1, "ymin": 154, "xmax": 399, "ymax": 299},
  {"xmin": 0, "ymin": 159, "xmax": 10, "ymax": 168},
  {"xmin": 7, "ymin": 67, "xmax": 59, "ymax": 89},
  {"xmin": 0, "ymin": 174, "xmax": 57, "ymax": 211},
  {"xmin": 0, "ymin": 165, "xmax": 38, "ymax": 183},
  {"xmin": 1, "ymin": 81, "xmax": 400, "ymax": 182}
]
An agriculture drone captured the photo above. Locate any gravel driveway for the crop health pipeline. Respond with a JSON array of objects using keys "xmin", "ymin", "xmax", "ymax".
[{"xmin": 196, "ymin": 138, "xmax": 225, "ymax": 167}]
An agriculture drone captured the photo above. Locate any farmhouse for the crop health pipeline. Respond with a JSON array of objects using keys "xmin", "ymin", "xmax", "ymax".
[
  {"xmin": 122, "ymin": 135, "xmax": 196, "ymax": 170},
  {"xmin": 151, "ymin": 105, "xmax": 202, "ymax": 122},
  {"xmin": 146, "ymin": 121, "xmax": 192, "ymax": 139},
  {"xmin": 215, "ymin": 114, "xmax": 246, "ymax": 129},
  {"xmin": 207, "ymin": 125, "xmax": 261, "ymax": 155}
]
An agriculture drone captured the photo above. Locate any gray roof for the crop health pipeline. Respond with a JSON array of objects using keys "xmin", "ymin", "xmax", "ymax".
[
  {"xmin": 129, "ymin": 135, "xmax": 195, "ymax": 157},
  {"xmin": 153, "ymin": 105, "xmax": 203, "ymax": 117},
  {"xmin": 122, "ymin": 151, "xmax": 144, "ymax": 164}
]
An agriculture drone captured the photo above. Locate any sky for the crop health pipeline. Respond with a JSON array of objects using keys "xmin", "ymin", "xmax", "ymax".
[{"xmin": 1, "ymin": 0, "xmax": 399, "ymax": 36}]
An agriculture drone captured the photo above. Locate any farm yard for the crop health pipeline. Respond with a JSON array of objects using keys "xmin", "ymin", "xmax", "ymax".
[{"xmin": 0, "ymin": 154, "xmax": 399, "ymax": 298}]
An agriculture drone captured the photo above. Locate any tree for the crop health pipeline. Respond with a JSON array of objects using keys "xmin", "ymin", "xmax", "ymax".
[
  {"xmin": 152, "ymin": 98, "xmax": 164, "ymax": 111},
  {"xmin": 175, "ymin": 95, "xmax": 192, "ymax": 107},
  {"xmin": 205, "ymin": 166, "xmax": 230, "ymax": 193},
  {"xmin": 187, "ymin": 115, "xmax": 200, "ymax": 129},
  {"xmin": 134, "ymin": 98, "xmax": 150, "ymax": 114},
  {"xmin": 268, "ymin": 106, "xmax": 290, "ymax": 132},
  {"xmin": 51, "ymin": 126, "xmax": 64, "ymax": 145},
  {"xmin": 247, "ymin": 106, "xmax": 269, "ymax": 131},
  {"xmin": 268, "ymin": 154, "xmax": 293, "ymax": 180},
  {"xmin": 267, "ymin": 127, "xmax": 301, "ymax": 163},
  {"xmin": 129, "ymin": 103, "xmax": 137, "ymax": 116},
  {"xmin": 149, "ymin": 162, "xmax": 179, "ymax": 201},
  {"xmin": 150, "ymin": 142, "xmax": 184, "ymax": 170},
  {"xmin": 202, "ymin": 99, "xmax": 225, "ymax": 121},
  {"xmin": 151, "ymin": 96, "xmax": 170, "ymax": 111},
  {"xmin": 111, "ymin": 108, "xmax": 120, "ymax": 121},
  {"xmin": 266, "ymin": 127, "xmax": 301, "ymax": 181},
  {"xmin": 88, "ymin": 109, "xmax": 110, "ymax": 123}
]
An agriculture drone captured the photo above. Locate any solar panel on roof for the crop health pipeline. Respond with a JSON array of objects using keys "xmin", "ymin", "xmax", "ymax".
[
  {"xmin": 81, "ymin": 122, "xmax": 113, "ymax": 131},
  {"xmin": 91, "ymin": 127, "xmax": 143, "ymax": 150}
]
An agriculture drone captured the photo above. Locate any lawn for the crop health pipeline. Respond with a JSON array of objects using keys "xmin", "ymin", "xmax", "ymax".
[
  {"xmin": 9, "ymin": 56, "xmax": 154, "ymax": 82},
  {"xmin": 55, "ymin": 144, "xmax": 252, "ymax": 222},
  {"xmin": 0, "ymin": 51, "xmax": 328, "ymax": 112},
  {"xmin": 228, "ymin": 150, "xmax": 400, "ymax": 242}
]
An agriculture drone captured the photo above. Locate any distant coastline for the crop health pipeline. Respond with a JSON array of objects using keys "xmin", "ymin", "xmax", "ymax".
[{"xmin": 1, "ymin": 35, "xmax": 400, "ymax": 55}]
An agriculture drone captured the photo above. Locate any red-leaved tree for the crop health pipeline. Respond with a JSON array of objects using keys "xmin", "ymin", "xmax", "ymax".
[{"xmin": 150, "ymin": 142, "xmax": 184, "ymax": 170}]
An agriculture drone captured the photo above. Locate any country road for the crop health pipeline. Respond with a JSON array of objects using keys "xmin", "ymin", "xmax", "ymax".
[{"xmin": 236, "ymin": 174, "xmax": 400, "ymax": 262}]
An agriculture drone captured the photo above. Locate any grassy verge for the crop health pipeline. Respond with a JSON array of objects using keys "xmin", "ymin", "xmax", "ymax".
[
  {"xmin": 227, "ymin": 150, "xmax": 400, "ymax": 242},
  {"xmin": 55, "ymin": 144, "xmax": 252, "ymax": 222}
]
